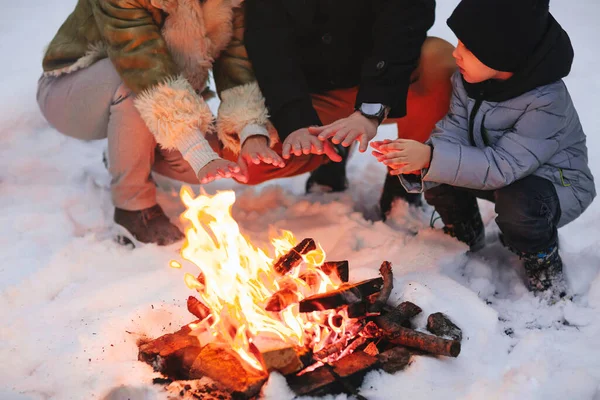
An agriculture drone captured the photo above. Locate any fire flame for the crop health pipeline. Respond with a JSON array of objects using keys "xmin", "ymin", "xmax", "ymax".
[{"xmin": 171, "ymin": 188, "xmax": 349, "ymax": 371}]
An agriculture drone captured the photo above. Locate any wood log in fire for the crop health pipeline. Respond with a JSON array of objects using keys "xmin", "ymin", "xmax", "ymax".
[
  {"xmin": 265, "ymin": 288, "xmax": 299, "ymax": 312},
  {"xmin": 273, "ymin": 238, "xmax": 316, "ymax": 275},
  {"xmin": 141, "ymin": 336, "xmax": 267, "ymax": 398},
  {"xmin": 385, "ymin": 326, "xmax": 461, "ymax": 357},
  {"xmin": 368, "ymin": 261, "xmax": 394, "ymax": 314},
  {"xmin": 320, "ymin": 260, "xmax": 350, "ymax": 283},
  {"xmin": 253, "ymin": 337, "xmax": 305, "ymax": 375},
  {"xmin": 186, "ymin": 296, "xmax": 211, "ymax": 321},
  {"xmin": 426, "ymin": 312, "xmax": 463, "ymax": 342},
  {"xmin": 287, "ymin": 351, "xmax": 379, "ymax": 397},
  {"xmin": 374, "ymin": 301, "xmax": 422, "ymax": 331},
  {"xmin": 299, "ymin": 277, "xmax": 384, "ymax": 313}
]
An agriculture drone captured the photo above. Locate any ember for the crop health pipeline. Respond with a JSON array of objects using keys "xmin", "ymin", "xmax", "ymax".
[{"xmin": 139, "ymin": 189, "xmax": 462, "ymax": 399}]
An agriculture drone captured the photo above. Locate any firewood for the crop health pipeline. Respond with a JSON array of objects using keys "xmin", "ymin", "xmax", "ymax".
[
  {"xmin": 374, "ymin": 301, "xmax": 422, "ymax": 331},
  {"xmin": 363, "ymin": 342, "xmax": 379, "ymax": 357},
  {"xmin": 312, "ymin": 322, "xmax": 366, "ymax": 361},
  {"xmin": 368, "ymin": 261, "xmax": 393, "ymax": 314},
  {"xmin": 320, "ymin": 260, "xmax": 350, "ymax": 283},
  {"xmin": 386, "ymin": 326, "xmax": 461, "ymax": 357},
  {"xmin": 377, "ymin": 347, "xmax": 412, "ymax": 374},
  {"xmin": 273, "ymin": 238, "xmax": 316, "ymax": 275},
  {"xmin": 265, "ymin": 288, "xmax": 299, "ymax": 312},
  {"xmin": 426, "ymin": 312, "xmax": 463, "ymax": 342},
  {"xmin": 287, "ymin": 351, "xmax": 379, "ymax": 397},
  {"xmin": 138, "ymin": 324, "xmax": 201, "ymax": 365},
  {"xmin": 299, "ymin": 270, "xmax": 320, "ymax": 290},
  {"xmin": 299, "ymin": 277, "xmax": 384, "ymax": 313},
  {"xmin": 186, "ymin": 296, "xmax": 211, "ymax": 321},
  {"xmin": 253, "ymin": 337, "xmax": 304, "ymax": 375}
]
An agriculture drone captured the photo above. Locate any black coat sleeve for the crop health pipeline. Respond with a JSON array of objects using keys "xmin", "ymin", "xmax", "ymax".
[
  {"xmin": 244, "ymin": 0, "xmax": 322, "ymax": 141},
  {"xmin": 355, "ymin": 0, "xmax": 435, "ymax": 118}
]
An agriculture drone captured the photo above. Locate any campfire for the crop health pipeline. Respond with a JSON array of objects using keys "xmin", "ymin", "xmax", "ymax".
[{"xmin": 139, "ymin": 189, "xmax": 462, "ymax": 399}]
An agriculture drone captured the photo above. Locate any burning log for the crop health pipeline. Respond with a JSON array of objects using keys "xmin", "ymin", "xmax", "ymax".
[
  {"xmin": 287, "ymin": 351, "xmax": 379, "ymax": 397},
  {"xmin": 253, "ymin": 338, "xmax": 305, "ymax": 375},
  {"xmin": 368, "ymin": 261, "xmax": 393, "ymax": 314},
  {"xmin": 138, "ymin": 324, "xmax": 202, "ymax": 366},
  {"xmin": 187, "ymin": 296, "xmax": 211, "ymax": 321},
  {"xmin": 299, "ymin": 270, "xmax": 320, "ymax": 290},
  {"xmin": 377, "ymin": 347, "xmax": 412, "ymax": 373},
  {"xmin": 385, "ymin": 326, "xmax": 461, "ymax": 357},
  {"xmin": 142, "ymin": 341, "xmax": 267, "ymax": 398},
  {"xmin": 374, "ymin": 301, "xmax": 422, "ymax": 331},
  {"xmin": 299, "ymin": 277, "xmax": 384, "ymax": 313},
  {"xmin": 363, "ymin": 342, "xmax": 379, "ymax": 357},
  {"xmin": 320, "ymin": 260, "xmax": 350, "ymax": 283},
  {"xmin": 273, "ymin": 238, "xmax": 316, "ymax": 275},
  {"xmin": 265, "ymin": 288, "xmax": 299, "ymax": 312},
  {"xmin": 427, "ymin": 312, "xmax": 463, "ymax": 342}
]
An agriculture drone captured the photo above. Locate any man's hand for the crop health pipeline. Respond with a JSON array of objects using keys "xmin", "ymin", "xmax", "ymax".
[
  {"xmin": 240, "ymin": 136, "xmax": 285, "ymax": 168},
  {"xmin": 371, "ymin": 139, "xmax": 432, "ymax": 175},
  {"xmin": 282, "ymin": 128, "xmax": 342, "ymax": 162},
  {"xmin": 308, "ymin": 112, "xmax": 378, "ymax": 152},
  {"xmin": 197, "ymin": 159, "xmax": 245, "ymax": 184},
  {"xmin": 237, "ymin": 135, "xmax": 285, "ymax": 180}
]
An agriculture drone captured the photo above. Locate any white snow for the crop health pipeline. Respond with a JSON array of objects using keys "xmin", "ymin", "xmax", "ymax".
[{"xmin": 1, "ymin": 1, "xmax": 600, "ymax": 399}]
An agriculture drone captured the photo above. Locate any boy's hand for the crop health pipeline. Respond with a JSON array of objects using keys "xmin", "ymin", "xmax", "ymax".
[
  {"xmin": 197, "ymin": 159, "xmax": 245, "ymax": 184},
  {"xmin": 282, "ymin": 128, "xmax": 342, "ymax": 162},
  {"xmin": 308, "ymin": 112, "xmax": 378, "ymax": 153},
  {"xmin": 371, "ymin": 139, "xmax": 432, "ymax": 175}
]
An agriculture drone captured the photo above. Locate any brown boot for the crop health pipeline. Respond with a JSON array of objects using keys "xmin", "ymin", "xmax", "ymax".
[{"xmin": 114, "ymin": 205, "xmax": 184, "ymax": 247}]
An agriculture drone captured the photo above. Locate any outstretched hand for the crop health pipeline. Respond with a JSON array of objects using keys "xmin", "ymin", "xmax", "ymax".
[
  {"xmin": 371, "ymin": 139, "xmax": 432, "ymax": 175},
  {"xmin": 197, "ymin": 159, "xmax": 245, "ymax": 184},
  {"xmin": 308, "ymin": 112, "xmax": 378, "ymax": 153},
  {"xmin": 237, "ymin": 135, "xmax": 285, "ymax": 179},
  {"xmin": 282, "ymin": 128, "xmax": 342, "ymax": 162}
]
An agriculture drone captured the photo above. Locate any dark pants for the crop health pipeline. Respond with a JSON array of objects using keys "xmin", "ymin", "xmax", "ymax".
[{"xmin": 424, "ymin": 175, "xmax": 562, "ymax": 254}]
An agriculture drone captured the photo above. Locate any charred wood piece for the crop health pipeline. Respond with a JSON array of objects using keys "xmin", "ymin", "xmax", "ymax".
[
  {"xmin": 287, "ymin": 351, "xmax": 379, "ymax": 397},
  {"xmin": 377, "ymin": 347, "xmax": 412, "ymax": 374},
  {"xmin": 265, "ymin": 288, "xmax": 299, "ymax": 312},
  {"xmin": 386, "ymin": 326, "xmax": 461, "ymax": 357},
  {"xmin": 368, "ymin": 261, "xmax": 393, "ymax": 314},
  {"xmin": 426, "ymin": 312, "xmax": 463, "ymax": 342},
  {"xmin": 186, "ymin": 296, "xmax": 211, "ymax": 321},
  {"xmin": 320, "ymin": 260, "xmax": 350, "ymax": 283},
  {"xmin": 299, "ymin": 278, "xmax": 384, "ymax": 313},
  {"xmin": 273, "ymin": 238, "xmax": 316, "ymax": 275},
  {"xmin": 363, "ymin": 342, "xmax": 379, "ymax": 357},
  {"xmin": 254, "ymin": 338, "xmax": 304, "ymax": 375},
  {"xmin": 374, "ymin": 301, "xmax": 422, "ymax": 331}
]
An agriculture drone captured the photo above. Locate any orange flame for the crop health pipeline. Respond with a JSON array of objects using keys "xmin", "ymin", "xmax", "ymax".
[{"xmin": 173, "ymin": 188, "xmax": 348, "ymax": 371}]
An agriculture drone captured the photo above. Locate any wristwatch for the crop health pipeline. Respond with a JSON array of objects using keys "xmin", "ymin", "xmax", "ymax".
[{"xmin": 356, "ymin": 103, "xmax": 390, "ymax": 125}]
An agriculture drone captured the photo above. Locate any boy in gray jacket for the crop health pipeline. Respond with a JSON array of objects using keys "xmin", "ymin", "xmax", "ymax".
[{"xmin": 371, "ymin": 0, "xmax": 595, "ymax": 296}]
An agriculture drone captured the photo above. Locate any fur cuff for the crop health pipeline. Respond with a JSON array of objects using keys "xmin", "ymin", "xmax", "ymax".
[
  {"xmin": 134, "ymin": 75, "xmax": 219, "ymax": 173},
  {"xmin": 216, "ymin": 81, "xmax": 278, "ymax": 154}
]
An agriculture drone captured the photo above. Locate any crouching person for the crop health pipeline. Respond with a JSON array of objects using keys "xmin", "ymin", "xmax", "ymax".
[
  {"xmin": 371, "ymin": 0, "xmax": 595, "ymax": 297},
  {"xmin": 37, "ymin": 1, "xmax": 311, "ymax": 246}
]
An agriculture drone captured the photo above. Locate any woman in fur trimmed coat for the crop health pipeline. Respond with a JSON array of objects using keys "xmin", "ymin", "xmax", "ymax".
[{"xmin": 38, "ymin": 0, "xmax": 323, "ymax": 246}]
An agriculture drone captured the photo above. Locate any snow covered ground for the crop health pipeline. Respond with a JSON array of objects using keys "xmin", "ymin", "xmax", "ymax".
[{"xmin": 1, "ymin": 1, "xmax": 600, "ymax": 399}]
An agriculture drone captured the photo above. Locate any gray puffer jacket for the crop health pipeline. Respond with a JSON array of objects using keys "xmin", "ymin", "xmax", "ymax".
[{"xmin": 400, "ymin": 71, "xmax": 595, "ymax": 227}]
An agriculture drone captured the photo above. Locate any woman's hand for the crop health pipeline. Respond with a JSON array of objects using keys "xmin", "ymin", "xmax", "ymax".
[{"xmin": 197, "ymin": 159, "xmax": 245, "ymax": 184}]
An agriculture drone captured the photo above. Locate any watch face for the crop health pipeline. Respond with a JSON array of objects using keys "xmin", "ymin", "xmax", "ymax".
[{"xmin": 361, "ymin": 103, "xmax": 383, "ymax": 116}]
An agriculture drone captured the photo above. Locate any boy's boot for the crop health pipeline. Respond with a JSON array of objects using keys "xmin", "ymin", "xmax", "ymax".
[
  {"xmin": 379, "ymin": 172, "xmax": 422, "ymax": 220},
  {"xmin": 114, "ymin": 205, "xmax": 184, "ymax": 247},
  {"xmin": 517, "ymin": 244, "xmax": 567, "ymax": 298},
  {"xmin": 442, "ymin": 208, "xmax": 486, "ymax": 252},
  {"xmin": 306, "ymin": 144, "xmax": 350, "ymax": 193}
]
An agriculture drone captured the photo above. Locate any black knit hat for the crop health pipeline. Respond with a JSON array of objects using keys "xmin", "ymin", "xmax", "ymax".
[{"xmin": 447, "ymin": 0, "xmax": 551, "ymax": 72}]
